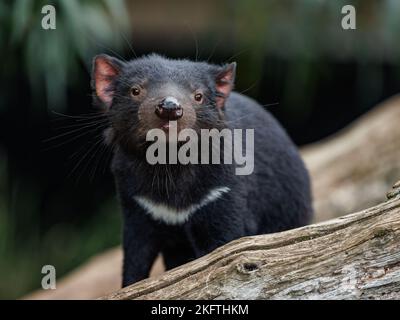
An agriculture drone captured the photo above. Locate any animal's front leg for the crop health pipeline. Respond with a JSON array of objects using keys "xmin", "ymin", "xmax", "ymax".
[{"xmin": 122, "ymin": 205, "xmax": 160, "ymax": 287}]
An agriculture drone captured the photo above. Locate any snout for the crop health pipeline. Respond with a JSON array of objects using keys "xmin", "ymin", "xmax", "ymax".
[{"xmin": 155, "ymin": 96, "xmax": 183, "ymax": 120}]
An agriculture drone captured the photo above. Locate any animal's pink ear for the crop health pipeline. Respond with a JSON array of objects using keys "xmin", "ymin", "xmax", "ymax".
[
  {"xmin": 215, "ymin": 62, "xmax": 236, "ymax": 108},
  {"xmin": 92, "ymin": 55, "xmax": 124, "ymax": 108}
]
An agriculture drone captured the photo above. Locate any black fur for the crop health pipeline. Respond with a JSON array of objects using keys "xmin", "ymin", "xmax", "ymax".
[{"xmin": 91, "ymin": 54, "xmax": 313, "ymax": 287}]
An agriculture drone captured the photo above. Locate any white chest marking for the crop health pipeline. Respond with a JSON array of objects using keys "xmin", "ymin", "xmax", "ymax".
[{"xmin": 134, "ymin": 187, "xmax": 231, "ymax": 225}]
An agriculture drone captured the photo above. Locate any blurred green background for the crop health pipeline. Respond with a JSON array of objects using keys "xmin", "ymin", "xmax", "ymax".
[{"xmin": 0, "ymin": 0, "xmax": 400, "ymax": 299}]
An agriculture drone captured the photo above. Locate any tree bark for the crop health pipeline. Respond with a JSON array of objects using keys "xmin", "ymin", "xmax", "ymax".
[{"xmin": 102, "ymin": 183, "xmax": 400, "ymax": 300}]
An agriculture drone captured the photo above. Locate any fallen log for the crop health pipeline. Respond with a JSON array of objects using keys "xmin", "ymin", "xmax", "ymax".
[
  {"xmin": 102, "ymin": 181, "xmax": 400, "ymax": 300},
  {"xmin": 303, "ymin": 94, "xmax": 400, "ymax": 222}
]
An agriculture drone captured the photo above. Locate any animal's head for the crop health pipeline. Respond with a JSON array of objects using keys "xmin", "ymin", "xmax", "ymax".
[{"xmin": 91, "ymin": 54, "xmax": 236, "ymax": 153}]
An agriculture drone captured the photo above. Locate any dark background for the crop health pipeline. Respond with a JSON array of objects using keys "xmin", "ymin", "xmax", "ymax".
[{"xmin": 0, "ymin": 0, "xmax": 399, "ymax": 298}]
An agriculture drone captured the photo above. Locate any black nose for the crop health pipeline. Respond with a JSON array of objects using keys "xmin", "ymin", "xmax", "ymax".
[{"xmin": 155, "ymin": 97, "xmax": 183, "ymax": 120}]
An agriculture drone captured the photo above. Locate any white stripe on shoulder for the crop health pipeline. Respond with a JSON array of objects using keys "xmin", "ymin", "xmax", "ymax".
[{"xmin": 134, "ymin": 186, "xmax": 230, "ymax": 225}]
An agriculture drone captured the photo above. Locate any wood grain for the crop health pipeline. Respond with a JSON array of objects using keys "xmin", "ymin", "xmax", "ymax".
[{"xmin": 102, "ymin": 182, "xmax": 400, "ymax": 300}]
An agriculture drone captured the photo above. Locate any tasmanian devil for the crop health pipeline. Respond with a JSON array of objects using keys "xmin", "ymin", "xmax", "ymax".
[{"xmin": 91, "ymin": 53, "xmax": 313, "ymax": 287}]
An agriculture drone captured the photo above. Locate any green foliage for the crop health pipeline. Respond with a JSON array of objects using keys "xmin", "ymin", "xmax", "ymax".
[
  {"xmin": 230, "ymin": 0, "xmax": 400, "ymax": 120},
  {"xmin": 3, "ymin": 0, "xmax": 129, "ymax": 111},
  {"xmin": 0, "ymin": 0, "xmax": 128, "ymax": 299},
  {"xmin": 232, "ymin": 0, "xmax": 400, "ymax": 61},
  {"xmin": 0, "ymin": 174, "xmax": 121, "ymax": 299}
]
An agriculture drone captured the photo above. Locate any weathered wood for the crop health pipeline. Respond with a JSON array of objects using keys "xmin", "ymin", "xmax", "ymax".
[
  {"xmin": 102, "ymin": 182, "xmax": 400, "ymax": 300},
  {"xmin": 303, "ymin": 94, "xmax": 400, "ymax": 222}
]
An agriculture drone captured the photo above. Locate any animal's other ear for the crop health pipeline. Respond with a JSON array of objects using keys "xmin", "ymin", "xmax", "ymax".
[
  {"xmin": 215, "ymin": 62, "xmax": 236, "ymax": 108},
  {"xmin": 91, "ymin": 54, "xmax": 125, "ymax": 108}
]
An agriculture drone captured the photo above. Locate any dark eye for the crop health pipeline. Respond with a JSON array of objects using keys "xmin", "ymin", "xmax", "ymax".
[
  {"xmin": 131, "ymin": 87, "xmax": 141, "ymax": 96},
  {"xmin": 194, "ymin": 93, "xmax": 203, "ymax": 102}
]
